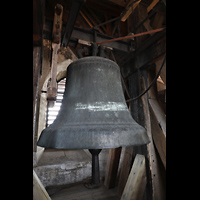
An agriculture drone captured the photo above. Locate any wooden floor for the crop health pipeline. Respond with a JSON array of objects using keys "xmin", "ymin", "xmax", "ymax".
[{"xmin": 47, "ymin": 182, "xmax": 120, "ymax": 200}]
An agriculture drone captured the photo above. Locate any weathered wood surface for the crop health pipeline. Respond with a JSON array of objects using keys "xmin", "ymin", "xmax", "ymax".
[
  {"xmin": 141, "ymin": 71, "xmax": 166, "ymax": 200},
  {"xmin": 33, "ymin": 46, "xmax": 42, "ymax": 152},
  {"xmin": 150, "ymin": 105, "xmax": 166, "ymax": 169},
  {"xmin": 121, "ymin": 0, "xmax": 141, "ymax": 22},
  {"xmin": 147, "ymin": 0, "xmax": 159, "ymax": 13},
  {"xmin": 147, "ymin": 67, "xmax": 166, "ymax": 169},
  {"xmin": 117, "ymin": 147, "xmax": 134, "ymax": 197},
  {"xmin": 149, "ymin": 99, "xmax": 166, "ymax": 136},
  {"xmin": 33, "ymin": 170, "xmax": 51, "ymax": 200},
  {"xmin": 47, "ymin": 4, "xmax": 63, "ymax": 101},
  {"xmin": 52, "ymin": 4, "xmax": 63, "ymax": 44},
  {"xmin": 33, "ymin": 0, "xmax": 45, "ymax": 46},
  {"xmin": 120, "ymin": 154, "xmax": 146, "ymax": 200},
  {"xmin": 48, "ymin": 182, "xmax": 119, "ymax": 200},
  {"xmin": 104, "ymin": 147, "xmax": 122, "ymax": 188}
]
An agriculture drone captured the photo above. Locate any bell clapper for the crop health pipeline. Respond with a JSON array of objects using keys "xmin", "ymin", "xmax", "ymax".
[{"xmin": 84, "ymin": 149, "xmax": 102, "ymax": 189}]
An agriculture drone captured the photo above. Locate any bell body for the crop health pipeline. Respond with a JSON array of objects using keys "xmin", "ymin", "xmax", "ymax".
[{"xmin": 37, "ymin": 56, "xmax": 150, "ymax": 149}]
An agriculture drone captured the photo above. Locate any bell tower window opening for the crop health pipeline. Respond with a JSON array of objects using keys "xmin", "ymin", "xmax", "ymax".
[{"xmin": 46, "ymin": 78, "xmax": 66, "ymax": 127}]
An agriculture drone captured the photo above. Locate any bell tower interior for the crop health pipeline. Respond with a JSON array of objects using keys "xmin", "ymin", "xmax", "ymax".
[{"xmin": 33, "ymin": 0, "xmax": 166, "ymax": 199}]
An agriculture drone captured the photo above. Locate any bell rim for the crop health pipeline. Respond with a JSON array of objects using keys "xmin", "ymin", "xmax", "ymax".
[{"xmin": 37, "ymin": 123, "xmax": 150, "ymax": 149}]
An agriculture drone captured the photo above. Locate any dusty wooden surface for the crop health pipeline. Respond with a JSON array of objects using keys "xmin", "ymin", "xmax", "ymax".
[{"xmin": 48, "ymin": 182, "xmax": 120, "ymax": 200}]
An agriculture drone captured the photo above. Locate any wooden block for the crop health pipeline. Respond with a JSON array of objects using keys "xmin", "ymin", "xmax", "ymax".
[
  {"xmin": 104, "ymin": 147, "xmax": 122, "ymax": 188},
  {"xmin": 120, "ymin": 154, "xmax": 146, "ymax": 200}
]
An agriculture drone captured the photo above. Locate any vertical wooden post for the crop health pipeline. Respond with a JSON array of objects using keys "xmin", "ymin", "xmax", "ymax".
[
  {"xmin": 33, "ymin": 0, "xmax": 45, "ymax": 152},
  {"xmin": 104, "ymin": 147, "xmax": 122, "ymax": 188},
  {"xmin": 33, "ymin": 46, "xmax": 42, "ymax": 152},
  {"xmin": 117, "ymin": 146, "xmax": 134, "ymax": 197}
]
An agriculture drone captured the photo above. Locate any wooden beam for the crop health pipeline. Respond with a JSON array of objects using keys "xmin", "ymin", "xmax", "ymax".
[
  {"xmin": 81, "ymin": 8, "xmax": 105, "ymax": 34},
  {"xmin": 150, "ymin": 104, "xmax": 166, "ymax": 169},
  {"xmin": 86, "ymin": 0, "xmax": 123, "ymax": 17},
  {"xmin": 151, "ymin": 12, "xmax": 165, "ymax": 29},
  {"xmin": 33, "ymin": 46, "xmax": 42, "ymax": 152},
  {"xmin": 141, "ymin": 71, "xmax": 166, "ymax": 200},
  {"xmin": 80, "ymin": 10, "xmax": 93, "ymax": 28},
  {"xmin": 121, "ymin": 0, "xmax": 141, "ymax": 22},
  {"xmin": 117, "ymin": 146, "xmax": 134, "ymax": 197},
  {"xmin": 104, "ymin": 13, "xmax": 112, "ymax": 36},
  {"xmin": 33, "ymin": 0, "xmax": 45, "ymax": 46},
  {"xmin": 137, "ymin": 4, "xmax": 153, "ymax": 35},
  {"xmin": 86, "ymin": 7, "xmax": 107, "ymax": 33},
  {"xmin": 146, "ymin": 67, "xmax": 166, "ymax": 169},
  {"xmin": 61, "ymin": 0, "xmax": 83, "ymax": 47},
  {"xmin": 104, "ymin": 147, "xmax": 122, "ymax": 188},
  {"xmin": 120, "ymin": 154, "xmax": 146, "ymax": 200},
  {"xmin": 121, "ymin": 31, "xmax": 166, "ymax": 78},
  {"xmin": 107, "ymin": 0, "xmax": 128, "ymax": 7},
  {"xmin": 149, "ymin": 99, "xmax": 166, "ymax": 135},
  {"xmin": 52, "ymin": 4, "xmax": 63, "ymax": 44},
  {"xmin": 147, "ymin": 0, "xmax": 160, "ymax": 13}
]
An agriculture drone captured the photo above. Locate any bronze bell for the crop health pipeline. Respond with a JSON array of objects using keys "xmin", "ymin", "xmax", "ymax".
[{"xmin": 37, "ymin": 56, "xmax": 150, "ymax": 187}]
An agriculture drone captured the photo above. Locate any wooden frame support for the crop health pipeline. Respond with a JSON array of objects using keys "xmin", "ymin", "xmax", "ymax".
[
  {"xmin": 120, "ymin": 154, "xmax": 146, "ymax": 200},
  {"xmin": 120, "ymin": 0, "xmax": 141, "ymax": 22},
  {"xmin": 104, "ymin": 147, "xmax": 122, "ymax": 188},
  {"xmin": 33, "ymin": 170, "xmax": 51, "ymax": 200},
  {"xmin": 117, "ymin": 146, "xmax": 134, "ymax": 197},
  {"xmin": 120, "ymin": 67, "xmax": 166, "ymax": 200},
  {"xmin": 140, "ymin": 70, "xmax": 166, "ymax": 200}
]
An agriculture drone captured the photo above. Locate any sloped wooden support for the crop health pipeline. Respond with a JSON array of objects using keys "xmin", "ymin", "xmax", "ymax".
[
  {"xmin": 149, "ymin": 99, "xmax": 166, "ymax": 135},
  {"xmin": 121, "ymin": 0, "xmax": 141, "ymax": 22},
  {"xmin": 33, "ymin": 170, "xmax": 51, "ymax": 200},
  {"xmin": 120, "ymin": 154, "xmax": 146, "ymax": 200},
  {"xmin": 147, "ymin": 66, "xmax": 166, "ymax": 169},
  {"xmin": 149, "ymin": 102, "xmax": 166, "ymax": 169},
  {"xmin": 104, "ymin": 147, "xmax": 122, "ymax": 188},
  {"xmin": 61, "ymin": 0, "xmax": 83, "ymax": 47},
  {"xmin": 147, "ymin": 0, "xmax": 160, "ymax": 13},
  {"xmin": 141, "ymin": 71, "xmax": 166, "ymax": 200}
]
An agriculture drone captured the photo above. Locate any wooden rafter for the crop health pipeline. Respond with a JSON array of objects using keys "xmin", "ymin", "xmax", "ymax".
[
  {"xmin": 86, "ymin": 7, "xmax": 107, "ymax": 33},
  {"xmin": 121, "ymin": 0, "xmax": 141, "ymax": 22},
  {"xmin": 147, "ymin": 0, "xmax": 160, "ymax": 13},
  {"xmin": 80, "ymin": 10, "xmax": 93, "ymax": 28},
  {"xmin": 80, "ymin": 9, "xmax": 105, "ymax": 34}
]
